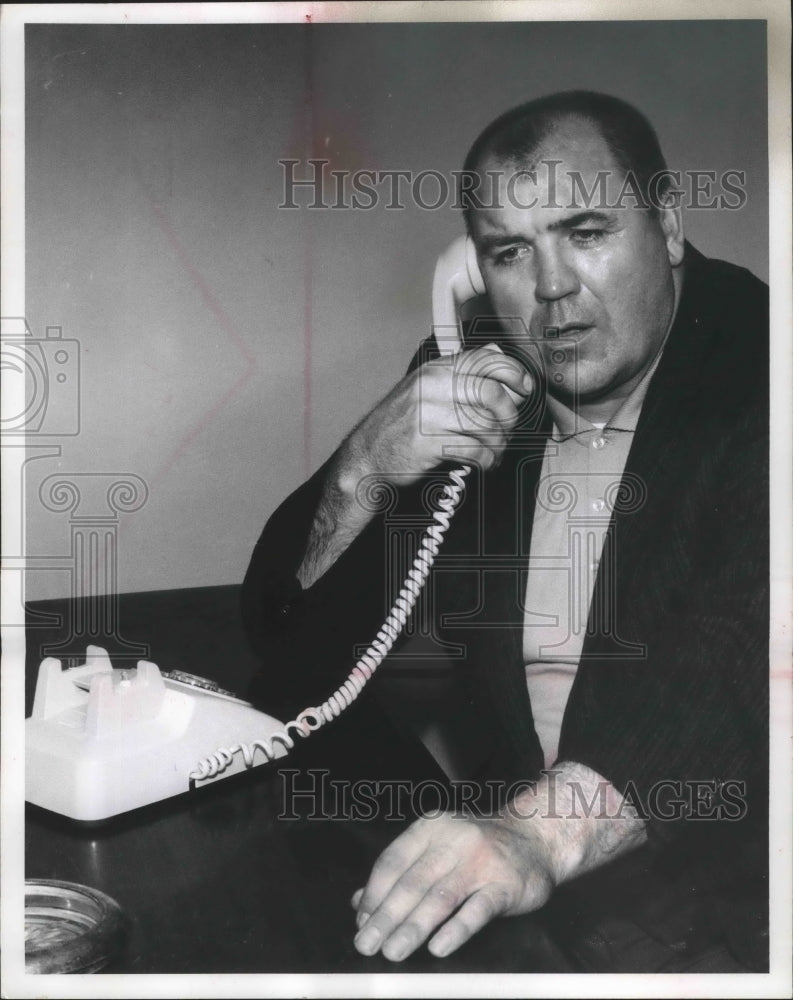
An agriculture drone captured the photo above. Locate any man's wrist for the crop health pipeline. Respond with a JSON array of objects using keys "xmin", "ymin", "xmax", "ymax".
[{"xmin": 503, "ymin": 761, "xmax": 647, "ymax": 887}]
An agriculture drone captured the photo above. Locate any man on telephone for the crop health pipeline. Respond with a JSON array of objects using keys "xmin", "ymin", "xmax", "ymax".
[{"xmin": 242, "ymin": 91, "xmax": 768, "ymax": 969}]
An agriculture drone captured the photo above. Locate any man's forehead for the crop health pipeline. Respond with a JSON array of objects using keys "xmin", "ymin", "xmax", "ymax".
[
  {"xmin": 478, "ymin": 117, "xmax": 630, "ymax": 212},
  {"xmin": 487, "ymin": 116, "xmax": 621, "ymax": 176}
]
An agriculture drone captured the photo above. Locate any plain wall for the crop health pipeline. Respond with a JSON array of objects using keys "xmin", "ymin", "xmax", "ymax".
[{"xmin": 23, "ymin": 19, "xmax": 768, "ymax": 600}]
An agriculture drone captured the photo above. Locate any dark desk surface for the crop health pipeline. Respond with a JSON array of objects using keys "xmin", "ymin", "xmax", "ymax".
[{"xmin": 24, "ymin": 586, "xmax": 763, "ymax": 975}]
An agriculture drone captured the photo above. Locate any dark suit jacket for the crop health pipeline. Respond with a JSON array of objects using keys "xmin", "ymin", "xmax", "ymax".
[{"xmin": 242, "ymin": 243, "xmax": 768, "ymax": 865}]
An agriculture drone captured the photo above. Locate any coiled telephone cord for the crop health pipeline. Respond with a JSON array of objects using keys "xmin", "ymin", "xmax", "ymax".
[{"xmin": 190, "ymin": 466, "xmax": 470, "ymax": 781}]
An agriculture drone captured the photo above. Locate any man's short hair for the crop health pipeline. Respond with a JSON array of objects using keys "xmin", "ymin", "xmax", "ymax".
[{"xmin": 460, "ymin": 90, "xmax": 673, "ymax": 226}]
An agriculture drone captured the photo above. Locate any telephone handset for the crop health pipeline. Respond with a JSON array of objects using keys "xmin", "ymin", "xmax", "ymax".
[
  {"xmin": 25, "ymin": 238, "xmax": 487, "ymax": 821},
  {"xmin": 431, "ymin": 234, "xmax": 486, "ymax": 353},
  {"xmin": 432, "ymin": 235, "xmax": 528, "ymax": 410}
]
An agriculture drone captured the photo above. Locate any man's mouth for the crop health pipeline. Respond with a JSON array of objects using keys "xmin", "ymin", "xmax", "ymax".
[{"xmin": 540, "ymin": 322, "xmax": 594, "ymax": 340}]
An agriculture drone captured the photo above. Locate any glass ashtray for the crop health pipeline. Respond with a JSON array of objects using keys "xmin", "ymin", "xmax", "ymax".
[{"xmin": 25, "ymin": 879, "xmax": 127, "ymax": 974}]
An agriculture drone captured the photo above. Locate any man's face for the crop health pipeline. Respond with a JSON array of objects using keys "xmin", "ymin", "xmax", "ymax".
[{"xmin": 470, "ymin": 119, "xmax": 684, "ymax": 418}]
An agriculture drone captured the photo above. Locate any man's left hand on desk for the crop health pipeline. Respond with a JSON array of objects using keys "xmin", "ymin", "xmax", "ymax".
[
  {"xmin": 350, "ymin": 761, "xmax": 647, "ymax": 962},
  {"xmin": 351, "ymin": 810, "xmax": 554, "ymax": 961}
]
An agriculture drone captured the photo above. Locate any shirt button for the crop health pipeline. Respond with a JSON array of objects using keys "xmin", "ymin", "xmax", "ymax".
[
  {"xmin": 592, "ymin": 498, "xmax": 606, "ymax": 513},
  {"xmin": 592, "ymin": 436, "xmax": 607, "ymax": 450}
]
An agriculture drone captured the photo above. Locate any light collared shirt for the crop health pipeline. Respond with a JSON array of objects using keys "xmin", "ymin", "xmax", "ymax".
[{"xmin": 523, "ymin": 354, "xmax": 663, "ymax": 769}]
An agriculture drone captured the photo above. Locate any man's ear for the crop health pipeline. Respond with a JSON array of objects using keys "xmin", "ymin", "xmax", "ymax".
[{"xmin": 658, "ymin": 198, "xmax": 685, "ymax": 267}]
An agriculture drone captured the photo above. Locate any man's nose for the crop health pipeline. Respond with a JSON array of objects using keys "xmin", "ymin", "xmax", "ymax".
[{"xmin": 533, "ymin": 247, "xmax": 579, "ymax": 303}]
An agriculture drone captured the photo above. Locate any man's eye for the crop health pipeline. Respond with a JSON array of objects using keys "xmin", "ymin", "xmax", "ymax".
[
  {"xmin": 570, "ymin": 229, "xmax": 605, "ymax": 245},
  {"xmin": 495, "ymin": 245, "xmax": 531, "ymax": 266}
]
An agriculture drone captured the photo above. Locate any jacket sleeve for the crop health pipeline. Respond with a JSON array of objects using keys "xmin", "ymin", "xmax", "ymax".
[
  {"xmin": 557, "ymin": 261, "xmax": 770, "ymax": 853},
  {"xmin": 560, "ymin": 408, "xmax": 768, "ymax": 815},
  {"xmin": 240, "ymin": 339, "xmax": 442, "ymax": 719},
  {"xmin": 240, "ymin": 455, "xmax": 398, "ymax": 719}
]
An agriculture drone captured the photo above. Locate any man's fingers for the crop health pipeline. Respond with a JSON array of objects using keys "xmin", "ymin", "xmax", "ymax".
[
  {"xmin": 350, "ymin": 887, "xmax": 370, "ymax": 930},
  {"xmin": 441, "ymin": 440, "xmax": 498, "ymax": 472},
  {"xmin": 378, "ymin": 879, "xmax": 462, "ymax": 962},
  {"xmin": 422, "ymin": 374, "xmax": 518, "ymax": 431},
  {"xmin": 354, "ymin": 823, "xmax": 432, "ymax": 930},
  {"xmin": 354, "ymin": 846, "xmax": 458, "ymax": 957},
  {"xmin": 451, "ymin": 379, "xmax": 518, "ymax": 428},
  {"xmin": 427, "ymin": 884, "xmax": 512, "ymax": 958},
  {"xmin": 425, "ymin": 346, "xmax": 533, "ymax": 410},
  {"xmin": 454, "ymin": 345, "xmax": 534, "ymax": 401}
]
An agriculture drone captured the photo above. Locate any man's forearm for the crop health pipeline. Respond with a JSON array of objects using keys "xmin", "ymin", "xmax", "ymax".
[{"xmin": 295, "ymin": 447, "xmax": 376, "ymax": 589}]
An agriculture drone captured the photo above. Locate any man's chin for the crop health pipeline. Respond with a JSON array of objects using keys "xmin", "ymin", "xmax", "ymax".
[{"xmin": 545, "ymin": 372, "xmax": 628, "ymax": 418}]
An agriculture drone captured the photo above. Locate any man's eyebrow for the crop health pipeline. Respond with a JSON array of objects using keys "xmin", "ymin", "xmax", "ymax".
[
  {"xmin": 477, "ymin": 211, "xmax": 618, "ymax": 251},
  {"xmin": 547, "ymin": 210, "xmax": 616, "ymax": 232},
  {"xmin": 476, "ymin": 234, "xmax": 527, "ymax": 252}
]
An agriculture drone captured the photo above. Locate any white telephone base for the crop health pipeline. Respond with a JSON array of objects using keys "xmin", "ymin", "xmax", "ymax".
[{"xmin": 25, "ymin": 646, "xmax": 287, "ymax": 822}]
